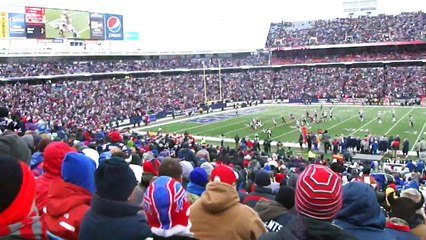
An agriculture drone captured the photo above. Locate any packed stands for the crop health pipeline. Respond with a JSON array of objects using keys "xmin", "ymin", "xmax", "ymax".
[
  {"xmin": 266, "ymin": 11, "xmax": 426, "ymax": 48},
  {"xmin": 1, "ymin": 65, "xmax": 424, "ymax": 130}
]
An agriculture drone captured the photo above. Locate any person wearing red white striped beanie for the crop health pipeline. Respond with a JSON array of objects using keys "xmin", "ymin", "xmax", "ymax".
[
  {"xmin": 295, "ymin": 164, "xmax": 343, "ymax": 220},
  {"xmin": 259, "ymin": 164, "xmax": 357, "ymax": 240}
]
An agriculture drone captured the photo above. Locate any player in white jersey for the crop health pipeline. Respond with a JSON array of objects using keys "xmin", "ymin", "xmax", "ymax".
[
  {"xmin": 391, "ymin": 109, "xmax": 397, "ymax": 122},
  {"xmin": 377, "ymin": 111, "xmax": 382, "ymax": 124},
  {"xmin": 409, "ymin": 115, "xmax": 414, "ymax": 128},
  {"xmin": 57, "ymin": 11, "xmax": 77, "ymax": 38},
  {"xmin": 266, "ymin": 129, "xmax": 272, "ymax": 139},
  {"xmin": 272, "ymin": 118, "xmax": 277, "ymax": 127}
]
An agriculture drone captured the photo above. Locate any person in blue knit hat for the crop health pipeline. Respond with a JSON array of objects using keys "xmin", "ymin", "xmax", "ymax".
[
  {"xmin": 186, "ymin": 167, "xmax": 208, "ymax": 204},
  {"xmin": 45, "ymin": 152, "xmax": 96, "ymax": 239}
]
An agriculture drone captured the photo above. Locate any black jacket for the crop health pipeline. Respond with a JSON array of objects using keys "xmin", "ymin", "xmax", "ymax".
[
  {"xmin": 259, "ymin": 214, "xmax": 357, "ymax": 240},
  {"xmin": 254, "ymin": 200, "xmax": 295, "ymax": 232},
  {"xmin": 243, "ymin": 186, "xmax": 275, "ymax": 208},
  {"xmin": 79, "ymin": 195, "xmax": 152, "ymax": 240}
]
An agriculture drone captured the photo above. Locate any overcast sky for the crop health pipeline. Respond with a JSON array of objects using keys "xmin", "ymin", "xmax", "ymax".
[{"xmin": 1, "ymin": 0, "xmax": 426, "ymax": 51}]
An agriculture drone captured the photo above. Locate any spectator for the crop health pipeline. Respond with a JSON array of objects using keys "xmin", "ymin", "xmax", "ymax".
[
  {"xmin": 45, "ymin": 152, "xmax": 96, "ymax": 239},
  {"xmin": 190, "ymin": 165, "xmax": 267, "ymax": 239},
  {"xmin": 200, "ymin": 161, "xmax": 214, "ymax": 179},
  {"xmin": 186, "ymin": 167, "xmax": 209, "ymax": 203},
  {"xmin": 0, "ymin": 132, "xmax": 32, "ymax": 164},
  {"xmin": 260, "ymin": 164, "xmax": 355, "ymax": 240},
  {"xmin": 385, "ymin": 196, "xmax": 421, "ymax": 240},
  {"xmin": 180, "ymin": 160, "xmax": 194, "ymax": 189},
  {"xmin": 144, "ymin": 176, "xmax": 194, "ymax": 239},
  {"xmin": 30, "ymin": 137, "xmax": 52, "ymax": 177},
  {"xmin": 129, "ymin": 153, "xmax": 143, "ymax": 183},
  {"xmin": 333, "ymin": 182, "xmax": 391, "ymax": 240},
  {"xmin": 243, "ymin": 170, "xmax": 275, "ymax": 208},
  {"xmin": 158, "ymin": 157, "xmax": 183, "ymax": 181},
  {"xmin": 400, "ymin": 188, "xmax": 426, "ymax": 239},
  {"xmin": 35, "ymin": 141, "xmax": 76, "ymax": 217},
  {"xmin": 79, "ymin": 157, "xmax": 151, "ymax": 240},
  {"xmin": 254, "ymin": 185, "xmax": 295, "ymax": 232},
  {"xmin": 403, "ymin": 138, "xmax": 410, "ymax": 156},
  {"xmin": 0, "ymin": 154, "xmax": 45, "ymax": 239},
  {"xmin": 143, "ymin": 152, "xmax": 161, "ymax": 176}
]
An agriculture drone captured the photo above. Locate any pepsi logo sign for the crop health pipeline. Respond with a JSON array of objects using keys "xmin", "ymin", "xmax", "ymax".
[{"xmin": 107, "ymin": 16, "xmax": 121, "ymax": 33}]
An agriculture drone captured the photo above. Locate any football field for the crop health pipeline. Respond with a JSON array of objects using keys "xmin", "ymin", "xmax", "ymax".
[
  {"xmin": 45, "ymin": 9, "xmax": 90, "ymax": 39},
  {"xmin": 138, "ymin": 104, "xmax": 426, "ymax": 150}
]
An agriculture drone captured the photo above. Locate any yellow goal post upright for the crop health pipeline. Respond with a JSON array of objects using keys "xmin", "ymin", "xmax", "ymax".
[{"xmin": 202, "ymin": 59, "xmax": 224, "ymax": 105}]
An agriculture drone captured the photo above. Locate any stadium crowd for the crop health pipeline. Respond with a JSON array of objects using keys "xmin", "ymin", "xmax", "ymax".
[
  {"xmin": 271, "ymin": 50, "xmax": 426, "ymax": 64},
  {"xmin": 0, "ymin": 54, "xmax": 268, "ymax": 78},
  {"xmin": 0, "ymin": 65, "xmax": 424, "ymax": 130},
  {"xmin": 0, "ymin": 109, "xmax": 426, "ymax": 239},
  {"xmin": 266, "ymin": 11, "xmax": 426, "ymax": 47},
  {"xmin": 1, "ymin": 50, "xmax": 425, "ymax": 79}
]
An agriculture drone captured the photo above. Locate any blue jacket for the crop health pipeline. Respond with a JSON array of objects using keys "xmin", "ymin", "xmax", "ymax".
[
  {"xmin": 186, "ymin": 182, "xmax": 205, "ymax": 197},
  {"xmin": 30, "ymin": 152, "xmax": 44, "ymax": 176},
  {"xmin": 334, "ymin": 182, "xmax": 393, "ymax": 240},
  {"xmin": 384, "ymin": 228, "xmax": 420, "ymax": 240},
  {"xmin": 79, "ymin": 195, "xmax": 151, "ymax": 240}
]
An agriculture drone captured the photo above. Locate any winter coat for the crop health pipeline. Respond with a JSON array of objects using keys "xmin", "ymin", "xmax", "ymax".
[
  {"xmin": 254, "ymin": 200, "xmax": 294, "ymax": 232},
  {"xmin": 403, "ymin": 141, "xmax": 410, "ymax": 153},
  {"xmin": 259, "ymin": 214, "xmax": 357, "ymax": 240},
  {"xmin": 30, "ymin": 152, "xmax": 44, "ymax": 177},
  {"xmin": 243, "ymin": 186, "xmax": 275, "ymax": 208},
  {"xmin": 334, "ymin": 182, "xmax": 391, "ymax": 240},
  {"xmin": 79, "ymin": 195, "xmax": 152, "ymax": 240},
  {"xmin": 0, "ymin": 205, "xmax": 46, "ymax": 240},
  {"xmin": 385, "ymin": 218, "xmax": 420, "ymax": 240},
  {"xmin": 190, "ymin": 182, "xmax": 266, "ymax": 240},
  {"xmin": 35, "ymin": 142, "xmax": 76, "ymax": 216},
  {"xmin": 186, "ymin": 182, "xmax": 205, "ymax": 197},
  {"xmin": 45, "ymin": 179, "xmax": 92, "ymax": 240}
]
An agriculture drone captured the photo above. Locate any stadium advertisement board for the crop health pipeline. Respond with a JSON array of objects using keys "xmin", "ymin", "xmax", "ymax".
[
  {"xmin": 104, "ymin": 13, "xmax": 123, "ymax": 40},
  {"xmin": 8, "ymin": 13, "xmax": 26, "ymax": 38},
  {"xmin": 89, "ymin": 12, "xmax": 105, "ymax": 40},
  {"xmin": 44, "ymin": 8, "xmax": 90, "ymax": 39},
  {"xmin": 124, "ymin": 31, "xmax": 139, "ymax": 41},
  {"xmin": 25, "ymin": 6, "xmax": 46, "ymax": 39},
  {"xmin": 0, "ymin": 12, "xmax": 8, "ymax": 38}
]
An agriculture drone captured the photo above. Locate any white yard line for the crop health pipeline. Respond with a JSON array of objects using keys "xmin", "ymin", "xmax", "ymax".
[
  {"xmin": 132, "ymin": 106, "xmax": 260, "ymax": 131},
  {"xmin": 412, "ymin": 121, "xmax": 426, "ymax": 151},
  {"xmin": 350, "ymin": 117, "xmax": 377, "ymax": 135},
  {"xmin": 196, "ymin": 118, "xmax": 256, "ymax": 135},
  {"xmin": 384, "ymin": 107, "xmax": 414, "ymax": 136}
]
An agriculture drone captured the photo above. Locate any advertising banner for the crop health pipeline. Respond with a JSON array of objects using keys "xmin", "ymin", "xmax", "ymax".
[
  {"xmin": 0, "ymin": 12, "xmax": 8, "ymax": 38},
  {"xmin": 25, "ymin": 6, "xmax": 45, "ymax": 38},
  {"xmin": 124, "ymin": 31, "xmax": 138, "ymax": 40},
  {"xmin": 104, "ymin": 13, "xmax": 123, "ymax": 40},
  {"xmin": 8, "ymin": 13, "xmax": 26, "ymax": 37},
  {"xmin": 89, "ymin": 12, "xmax": 105, "ymax": 40}
]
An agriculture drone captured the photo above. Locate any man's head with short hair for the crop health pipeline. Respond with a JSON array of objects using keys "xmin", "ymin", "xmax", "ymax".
[{"xmin": 158, "ymin": 157, "xmax": 182, "ymax": 181}]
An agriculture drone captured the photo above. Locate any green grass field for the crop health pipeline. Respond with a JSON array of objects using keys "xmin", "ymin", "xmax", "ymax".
[
  {"xmin": 140, "ymin": 105, "xmax": 426, "ymax": 151},
  {"xmin": 45, "ymin": 9, "xmax": 90, "ymax": 39}
]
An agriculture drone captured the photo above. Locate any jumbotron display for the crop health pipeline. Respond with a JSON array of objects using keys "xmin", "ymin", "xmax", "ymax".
[{"xmin": 0, "ymin": 6, "xmax": 123, "ymax": 40}]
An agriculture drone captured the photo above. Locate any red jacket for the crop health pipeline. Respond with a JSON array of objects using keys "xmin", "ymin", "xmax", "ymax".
[
  {"xmin": 35, "ymin": 142, "xmax": 76, "ymax": 218},
  {"xmin": 45, "ymin": 179, "xmax": 92, "ymax": 240}
]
